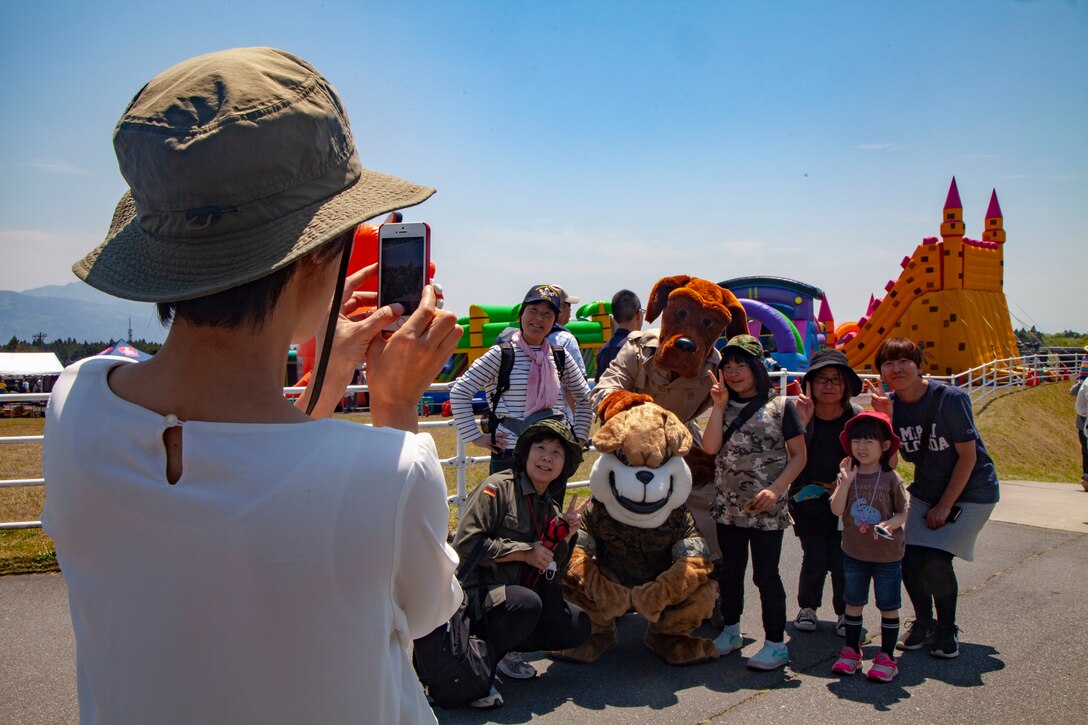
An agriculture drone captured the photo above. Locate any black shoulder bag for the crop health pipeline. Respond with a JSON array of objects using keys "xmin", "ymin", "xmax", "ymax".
[{"xmin": 412, "ymin": 537, "xmax": 493, "ymax": 709}]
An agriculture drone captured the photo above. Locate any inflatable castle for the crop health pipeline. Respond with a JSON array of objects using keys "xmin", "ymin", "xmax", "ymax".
[{"xmin": 839, "ymin": 178, "xmax": 1020, "ymax": 376}]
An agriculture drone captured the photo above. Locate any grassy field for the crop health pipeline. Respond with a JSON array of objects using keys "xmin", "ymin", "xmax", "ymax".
[{"xmin": 1, "ymin": 381, "xmax": 1082, "ymax": 575}]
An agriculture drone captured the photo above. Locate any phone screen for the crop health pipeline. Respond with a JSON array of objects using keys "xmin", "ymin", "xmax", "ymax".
[{"xmin": 379, "ymin": 235, "xmax": 426, "ymax": 314}]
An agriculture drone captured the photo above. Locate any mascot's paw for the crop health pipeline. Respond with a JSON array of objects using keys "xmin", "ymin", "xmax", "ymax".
[
  {"xmin": 644, "ymin": 631, "xmax": 720, "ymax": 666},
  {"xmin": 683, "ymin": 448, "xmax": 717, "ymax": 488},
  {"xmin": 549, "ymin": 625, "xmax": 618, "ymax": 664},
  {"xmin": 597, "ymin": 390, "xmax": 654, "ymax": 422},
  {"xmin": 631, "ymin": 581, "xmax": 668, "ymax": 623}
]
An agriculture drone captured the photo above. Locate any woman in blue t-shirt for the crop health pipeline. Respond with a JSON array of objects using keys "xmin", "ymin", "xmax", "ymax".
[{"xmin": 867, "ymin": 338, "xmax": 999, "ymax": 660}]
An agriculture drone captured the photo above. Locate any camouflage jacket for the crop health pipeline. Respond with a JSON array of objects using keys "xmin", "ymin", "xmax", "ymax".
[
  {"xmin": 576, "ymin": 500, "xmax": 709, "ymax": 587},
  {"xmin": 451, "ymin": 470, "xmax": 571, "ymax": 601},
  {"xmin": 713, "ymin": 396, "xmax": 794, "ymax": 531}
]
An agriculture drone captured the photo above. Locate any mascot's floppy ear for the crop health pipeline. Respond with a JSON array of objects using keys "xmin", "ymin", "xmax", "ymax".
[
  {"xmin": 719, "ymin": 286, "xmax": 749, "ymax": 339},
  {"xmin": 598, "ymin": 390, "xmax": 654, "ymax": 422},
  {"xmin": 645, "ymin": 275, "xmax": 691, "ymax": 324},
  {"xmin": 665, "ymin": 411, "xmax": 693, "ymax": 457}
]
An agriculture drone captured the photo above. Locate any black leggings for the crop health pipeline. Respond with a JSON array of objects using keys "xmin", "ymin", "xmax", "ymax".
[
  {"xmin": 717, "ymin": 524, "xmax": 786, "ymax": 642},
  {"xmin": 796, "ymin": 530, "xmax": 845, "ymax": 615},
  {"xmin": 902, "ymin": 545, "xmax": 958, "ymax": 626},
  {"xmin": 478, "ymin": 580, "xmax": 590, "ymax": 670}
]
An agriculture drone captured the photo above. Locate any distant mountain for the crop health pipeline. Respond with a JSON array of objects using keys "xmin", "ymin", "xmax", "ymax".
[{"xmin": 1, "ymin": 282, "xmax": 165, "ymax": 344}]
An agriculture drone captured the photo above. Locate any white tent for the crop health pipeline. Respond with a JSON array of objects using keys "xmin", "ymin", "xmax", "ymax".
[{"xmin": 0, "ymin": 353, "xmax": 64, "ymax": 375}]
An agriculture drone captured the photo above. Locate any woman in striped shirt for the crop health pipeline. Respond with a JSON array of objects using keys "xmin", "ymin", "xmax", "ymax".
[{"xmin": 450, "ymin": 284, "xmax": 592, "ymax": 474}]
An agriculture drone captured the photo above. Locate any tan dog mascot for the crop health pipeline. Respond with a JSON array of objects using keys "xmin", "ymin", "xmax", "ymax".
[
  {"xmin": 555, "ymin": 401, "xmax": 719, "ymax": 664},
  {"xmin": 591, "ymin": 275, "xmax": 748, "ymax": 560}
]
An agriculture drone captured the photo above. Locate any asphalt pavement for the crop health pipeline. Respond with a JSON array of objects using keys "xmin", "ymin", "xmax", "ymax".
[{"xmin": 2, "ymin": 480, "xmax": 1085, "ymax": 724}]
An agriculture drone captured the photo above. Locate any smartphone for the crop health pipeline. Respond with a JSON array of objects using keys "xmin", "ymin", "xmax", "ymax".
[
  {"xmin": 874, "ymin": 524, "xmax": 894, "ymax": 540},
  {"xmin": 948, "ymin": 505, "xmax": 963, "ymax": 523},
  {"xmin": 377, "ymin": 221, "xmax": 430, "ymax": 329}
]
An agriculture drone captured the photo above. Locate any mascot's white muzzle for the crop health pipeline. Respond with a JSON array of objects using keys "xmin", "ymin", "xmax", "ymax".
[{"xmin": 589, "ymin": 453, "xmax": 692, "ymax": 529}]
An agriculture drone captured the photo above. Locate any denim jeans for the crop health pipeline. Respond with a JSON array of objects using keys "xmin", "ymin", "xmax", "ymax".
[{"xmin": 842, "ymin": 552, "xmax": 902, "ymax": 611}]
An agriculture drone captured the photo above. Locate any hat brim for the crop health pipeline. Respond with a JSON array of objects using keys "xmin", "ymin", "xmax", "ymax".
[{"xmin": 73, "ymin": 168, "xmax": 434, "ymax": 303}]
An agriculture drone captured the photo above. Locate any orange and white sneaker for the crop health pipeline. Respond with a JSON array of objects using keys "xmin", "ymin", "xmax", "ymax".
[{"xmin": 866, "ymin": 652, "xmax": 899, "ymax": 682}]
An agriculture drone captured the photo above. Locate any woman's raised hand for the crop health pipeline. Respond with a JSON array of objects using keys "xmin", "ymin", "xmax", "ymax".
[
  {"xmin": 707, "ymin": 369, "xmax": 730, "ymax": 407},
  {"xmin": 795, "ymin": 381, "xmax": 814, "ymax": 425},
  {"xmin": 562, "ymin": 494, "xmax": 591, "ymax": 540},
  {"xmin": 366, "ymin": 285, "xmax": 462, "ymax": 429},
  {"xmin": 864, "ymin": 378, "xmax": 893, "ymax": 417}
]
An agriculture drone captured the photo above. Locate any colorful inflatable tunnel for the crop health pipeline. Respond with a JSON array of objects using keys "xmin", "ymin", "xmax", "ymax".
[{"xmin": 737, "ymin": 298, "xmax": 808, "ymax": 372}]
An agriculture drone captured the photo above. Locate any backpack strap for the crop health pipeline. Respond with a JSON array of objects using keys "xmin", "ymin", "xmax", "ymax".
[
  {"xmin": 489, "ymin": 343, "xmax": 516, "ymax": 446},
  {"xmin": 722, "ymin": 397, "xmax": 765, "ymax": 446}
]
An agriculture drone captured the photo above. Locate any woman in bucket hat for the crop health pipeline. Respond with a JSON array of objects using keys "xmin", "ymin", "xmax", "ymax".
[
  {"xmin": 41, "ymin": 48, "xmax": 463, "ymax": 724},
  {"xmin": 788, "ymin": 349, "xmax": 864, "ymax": 637},
  {"xmin": 701, "ymin": 334, "xmax": 807, "ymax": 671},
  {"xmin": 451, "ymin": 418, "xmax": 591, "ymax": 708}
]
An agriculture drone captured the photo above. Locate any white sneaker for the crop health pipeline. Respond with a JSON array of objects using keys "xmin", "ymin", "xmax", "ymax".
[
  {"xmin": 713, "ymin": 629, "xmax": 744, "ymax": 654},
  {"xmin": 746, "ymin": 642, "xmax": 790, "ymax": 671},
  {"xmin": 794, "ymin": 607, "xmax": 818, "ymax": 632},
  {"xmin": 836, "ymin": 614, "xmax": 847, "ymax": 637},
  {"xmin": 497, "ymin": 652, "xmax": 537, "ymax": 679},
  {"xmin": 468, "ymin": 685, "xmax": 503, "ymax": 709}
]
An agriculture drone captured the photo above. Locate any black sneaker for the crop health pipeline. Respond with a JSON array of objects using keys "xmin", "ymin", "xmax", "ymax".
[
  {"xmin": 929, "ymin": 625, "xmax": 960, "ymax": 659},
  {"xmin": 896, "ymin": 618, "xmax": 936, "ymax": 651}
]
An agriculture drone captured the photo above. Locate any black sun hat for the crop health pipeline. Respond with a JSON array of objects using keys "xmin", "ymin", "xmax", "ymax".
[
  {"xmin": 74, "ymin": 47, "xmax": 435, "ymax": 302},
  {"xmin": 802, "ymin": 349, "xmax": 863, "ymax": 397}
]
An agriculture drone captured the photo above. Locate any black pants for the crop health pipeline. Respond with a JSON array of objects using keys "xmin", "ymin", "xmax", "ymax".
[
  {"xmin": 717, "ymin": 523, "xmax": 786, "ymax": 642},
  {"xmin": 902, "ymin": 544, "xmax": 958, "ymax": 626},
  {"xmin": 797, "ymin": 530, "xmax": 845, "ymax": 615},
  {"xmin": 479, "ymin": 580, "xmax": 590, "ymax": 673},
  {"xmin": 489, "ymin": 450, "xmax": 514, "ymax": 475}
]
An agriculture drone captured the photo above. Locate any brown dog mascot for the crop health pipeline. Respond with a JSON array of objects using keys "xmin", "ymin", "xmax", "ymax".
[
  {"xmin": 555, "ymin": 402, "xmax": 719, "ymax": 664},
  {"xmin": 591, "ymin": 275, "xmax": 748, "ymax": 562}
]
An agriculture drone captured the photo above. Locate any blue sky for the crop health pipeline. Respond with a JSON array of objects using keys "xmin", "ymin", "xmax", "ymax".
[{"xmin": 1, "ymin": 0, "xmax": 1085, "ymax": 333}]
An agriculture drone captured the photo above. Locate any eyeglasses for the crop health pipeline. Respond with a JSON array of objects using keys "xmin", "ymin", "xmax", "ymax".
[{"xmin": 813, "ymin": 376, "xmax": 844, "ymax": 387}]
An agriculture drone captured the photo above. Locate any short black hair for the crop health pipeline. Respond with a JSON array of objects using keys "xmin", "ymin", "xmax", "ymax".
[
  {"xmin": 718, "ymin": 348, "xmax": 772, "ymax": 399},
  {"xmin": 157, "ymin": 229, "xmax": 352, "ymax": 329},
  {"xmin": 846, "ymin": 417, "xmax": 894, "ymax": 471},
  {"xmin": 610, "ymin": 289, "xmax": 642, "ymax": 325},
  {"xmin": 875, "ymin": 337, "xmax": 924, "ymax": 369}
]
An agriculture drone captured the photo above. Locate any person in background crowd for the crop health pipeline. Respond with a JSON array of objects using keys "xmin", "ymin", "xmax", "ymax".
[{"xmin": 594, "ymin": 289, "xmax": 643, "ymax": 384}]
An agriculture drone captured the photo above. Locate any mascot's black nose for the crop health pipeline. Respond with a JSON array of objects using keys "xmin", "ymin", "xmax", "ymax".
[
  {"xmin": 674, "ymin": 337, "xmax": 697, "ymax": 353},
  {"xmin": 636, "ymin": 471, "xmax": 654, "ymax": 484}
]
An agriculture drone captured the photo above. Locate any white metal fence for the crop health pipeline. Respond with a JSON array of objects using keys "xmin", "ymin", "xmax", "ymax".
[{"xmin": 2, "ymin": 348, "xmax": 1084, "ymax": 531}]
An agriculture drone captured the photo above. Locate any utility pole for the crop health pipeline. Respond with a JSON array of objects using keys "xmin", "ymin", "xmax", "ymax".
[{"xmin": 32, "ymin": 332, "xmax": 47, "ymax": 346}]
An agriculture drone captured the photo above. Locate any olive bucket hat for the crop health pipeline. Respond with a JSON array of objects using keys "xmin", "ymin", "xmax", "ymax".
[
  {"xmin": 73, "ymin": 47, "xmax": 435, "ymax": 302},
  {"xmin": 514, "ymin": 418, "xmax": 584, "ymax": 480}
]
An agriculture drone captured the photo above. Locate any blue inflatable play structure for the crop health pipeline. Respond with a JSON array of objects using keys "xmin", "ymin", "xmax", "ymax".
[{"xmin": 718, "ymin": 276, "xmax": 836, "ymax": 373}]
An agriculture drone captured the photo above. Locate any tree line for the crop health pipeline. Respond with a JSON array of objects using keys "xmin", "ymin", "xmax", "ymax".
[{"xmin": 3, "ymin": 336, "xmax": 163, "ymax": 366}]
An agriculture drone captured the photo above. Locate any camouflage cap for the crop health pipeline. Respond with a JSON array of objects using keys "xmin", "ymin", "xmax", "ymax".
[
  {"xmin": 514, "ymin": 417, "xmax": 584, "ymax": 479},
  {"xmin": 723, "ymin": 334, "xmax": 764, "ymax": 359}
]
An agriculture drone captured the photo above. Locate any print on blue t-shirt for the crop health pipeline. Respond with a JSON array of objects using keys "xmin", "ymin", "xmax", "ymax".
[{"xmin": 891, "ymin": 382, "xmax": 999, "ymax": 505}]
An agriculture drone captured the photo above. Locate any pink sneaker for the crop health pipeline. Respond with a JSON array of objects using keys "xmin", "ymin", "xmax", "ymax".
[
  {"xmin": 866, "ymin": 652, "xmax": 899, "ymax": 682},
  {"xmin": 831, "ymin": 647, "xmax": 862, "ymax": 675}
]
